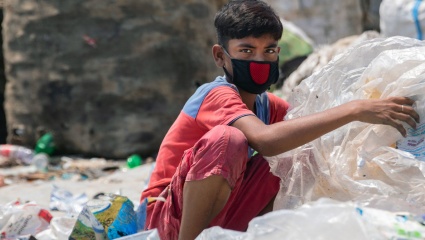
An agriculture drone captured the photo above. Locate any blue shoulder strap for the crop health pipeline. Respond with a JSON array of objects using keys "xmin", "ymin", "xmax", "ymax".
[
  {"xmin": 248, "ymin": 92, "xmax": 270, "ymax": 157},
  {"xmin": 255, "ymin": 92, "xmax": 270, "ymax": 125}
]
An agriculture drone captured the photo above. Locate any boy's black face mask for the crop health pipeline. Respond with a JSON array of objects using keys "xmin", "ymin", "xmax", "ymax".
[{"xmin": 222, "ymin": 47, "xmax": 279, "ymax": 94}]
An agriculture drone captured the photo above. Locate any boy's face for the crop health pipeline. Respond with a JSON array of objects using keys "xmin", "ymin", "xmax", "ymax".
[{"xmin": 213, "ymin": 34, "xmax": 280, "ymax": 78}]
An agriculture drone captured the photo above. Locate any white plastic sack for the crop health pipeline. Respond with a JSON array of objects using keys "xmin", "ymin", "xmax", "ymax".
[
  {"xmin": 197, "ymin": 198, "xmax": 425, "ymax": 240},
  {"xmin": 380, "ymin": 0, "xmax": 425, "ymax": 39},
  {"xmin": 266, "ymin": 36, "xmax": 425, "ymax": 213}
]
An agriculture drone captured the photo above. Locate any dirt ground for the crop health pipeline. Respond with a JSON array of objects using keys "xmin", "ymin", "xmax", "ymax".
[{"xmin": 0, "ymin": 158, "xmax": 155, "ymax": 217}]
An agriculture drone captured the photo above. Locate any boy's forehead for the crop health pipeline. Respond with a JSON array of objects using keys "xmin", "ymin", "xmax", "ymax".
[{"xmin": 228, "ymin": 35, "xmax": 278, "ymax": 48}]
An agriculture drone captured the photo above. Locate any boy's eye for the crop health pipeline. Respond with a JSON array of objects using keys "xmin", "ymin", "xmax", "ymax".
[
  {"xmin": 265, "ymin": 49, "xmax": 276, "ymax": 54},
  {"xmin": 240, "ymin": 49, "xmax": 253, "ymax": 53}
]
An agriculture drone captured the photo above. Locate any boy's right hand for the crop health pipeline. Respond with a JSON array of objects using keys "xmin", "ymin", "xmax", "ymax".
[{"xmin": 351, "ymin": 96, "xmax": 420, "ymax": 137}]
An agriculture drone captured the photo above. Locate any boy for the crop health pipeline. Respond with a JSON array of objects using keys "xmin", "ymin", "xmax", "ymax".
[{"xmin": 141, "ymin": 1, "xmax": 419, "ymax": 239}]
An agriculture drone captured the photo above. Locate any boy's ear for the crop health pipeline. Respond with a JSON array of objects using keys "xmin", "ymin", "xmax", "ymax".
[
  {"xmin": 212, "ymin": 44, "xmax": 225, "ymax": 68},
  {"xmin": 277, "ymin": 46, "xmax": 281, "ymax": 54}
]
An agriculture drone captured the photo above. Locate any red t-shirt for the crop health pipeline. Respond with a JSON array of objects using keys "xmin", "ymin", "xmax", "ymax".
[{"xmin": 142, "ymin": 76, "xmax": 289, "ymax": 200}]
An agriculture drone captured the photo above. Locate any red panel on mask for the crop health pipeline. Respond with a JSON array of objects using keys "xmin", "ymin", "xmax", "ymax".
[{"xmin": 249, "ymin": 62, "xmax": 270, "ymax": 84}]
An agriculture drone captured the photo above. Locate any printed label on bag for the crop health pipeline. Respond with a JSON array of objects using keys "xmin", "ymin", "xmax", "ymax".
[{"xmin": 397, "ymin": 100, "xmax": 425, "ymax": 161}]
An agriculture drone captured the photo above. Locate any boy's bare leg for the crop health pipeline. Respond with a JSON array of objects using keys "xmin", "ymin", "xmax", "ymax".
[{"xmin": 179, "ymin": 175, "xmax": 231, "ymax": 240}]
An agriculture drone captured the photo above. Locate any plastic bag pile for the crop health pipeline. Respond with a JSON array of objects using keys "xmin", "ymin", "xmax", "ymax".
[
  {"xmin": 266, "ymin": 36, "xmax": 425, "ymax": 213},
  {"xmin": 197, "ymin": 198, "xmax": 425, "ymax": 240}
]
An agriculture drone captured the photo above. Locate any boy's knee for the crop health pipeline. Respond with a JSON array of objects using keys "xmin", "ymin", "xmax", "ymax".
[
  {"xmin": 194, "ymin": 125, "xmax": 249, "ymax": 188},
  {"xmin": 209, "ymin": 125, "xmax": 247, "ymax": 148}
]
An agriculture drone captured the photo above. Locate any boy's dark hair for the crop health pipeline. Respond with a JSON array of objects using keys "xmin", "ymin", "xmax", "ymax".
[{"xmin": 214, "ymin": 0, "xmax": 283, "ymax": 50}]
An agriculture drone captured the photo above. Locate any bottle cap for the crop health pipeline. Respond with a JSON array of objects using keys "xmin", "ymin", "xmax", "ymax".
[{"xmin": 126, "ymin": 154, "xmax": 142, "ymax": 169}]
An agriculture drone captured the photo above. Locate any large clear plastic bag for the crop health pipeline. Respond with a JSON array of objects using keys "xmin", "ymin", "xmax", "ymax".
[
  {"xmin": 197, "ymin": 198, "xmax": 425, "ymax": 240},
  {"xmin": 266, "ymin": 36, "xmax": 425, "ymax": 212}
]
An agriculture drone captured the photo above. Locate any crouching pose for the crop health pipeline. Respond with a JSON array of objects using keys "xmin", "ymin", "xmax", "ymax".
[{"xmin": 141, "ymin": 1, "xmax": 420, "ymax": 239}]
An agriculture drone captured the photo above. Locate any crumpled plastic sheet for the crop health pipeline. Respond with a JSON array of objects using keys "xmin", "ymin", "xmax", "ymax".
[
  {"xmin": 49, "ymin": 184, "xmax": 88, "ymax": 215},
  {"xmin": 265, "ymin": 36, "xmax": 425, "ymax": 213},
  {"xmin": 197, "ymin": 198, "xmax": 425, "ymax": 240},
  {"xmin": 115, "ymin": 228, "xmax": 160, "ymax": 240},
  {"xmin": 0, "ymin": 201, "xmax": 52, "ymax": 239},
  {"xmin": 35, "ymin": 216, "xmax": 77, "ymax": 240}
]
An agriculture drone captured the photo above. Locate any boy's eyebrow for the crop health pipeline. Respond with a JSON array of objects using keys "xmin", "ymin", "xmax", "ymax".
[
  {"xmin": 236, "ymin": 43, "xmax": 278, "ymax": 48},
  {"xmin": 237, "ymin": 43, "xmax": 255, "ymax": 48}
]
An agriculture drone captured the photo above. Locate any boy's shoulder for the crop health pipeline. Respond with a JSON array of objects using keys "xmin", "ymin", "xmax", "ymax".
[{"xmin": 182, "ymin": 76, "xmax": 239, "ymax": 118}]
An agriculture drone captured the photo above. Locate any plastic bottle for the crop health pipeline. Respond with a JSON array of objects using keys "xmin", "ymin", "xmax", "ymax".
[
  {"xmin": 126, "ymin": 154, "xmax": 142, "ymax": 169},
  {"xmin": 0, "ymin": 144, "xmax": 35, "ymax": 165},
  {"xmin": 32, "ymin": 153, "xmax": 49, "ymax": 172},
  {"xmin": 35, "ymin": 133, "xmax": 55, "ymax": 156}
]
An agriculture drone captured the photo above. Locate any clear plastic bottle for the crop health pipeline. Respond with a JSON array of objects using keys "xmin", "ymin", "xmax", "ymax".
[
  {"xmin": 32, "ymin": 153, "xmax": 49, "ymax": 172},
  {"xmin": 0, "ymin": 144, "xmax": 35, "ymax": 165}
]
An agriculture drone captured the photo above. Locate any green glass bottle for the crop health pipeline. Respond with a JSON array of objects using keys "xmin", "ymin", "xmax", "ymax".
[{"xmin": 35, "ymin": 133, "xmax": 55, "ymax": 156}]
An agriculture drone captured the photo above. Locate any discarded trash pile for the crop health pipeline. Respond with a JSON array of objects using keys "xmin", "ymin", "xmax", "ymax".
[
  {"xmin": 0, "ymin": 132, "xmax": 150, "ymax": 187},
  {"xmin": 0, "ymin": 153, "xmax": 123, "ymax": 187},
  {"xmin": 0, "ymin": 192, "xmax": 160, "ymax": 240},
  {"xmin": 0, "ymin": 160, "xmax": 157, "ymax": 239},
  {"xmin": 0, "ymin": 133, "xmax": 156, "ymax": 239}
]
